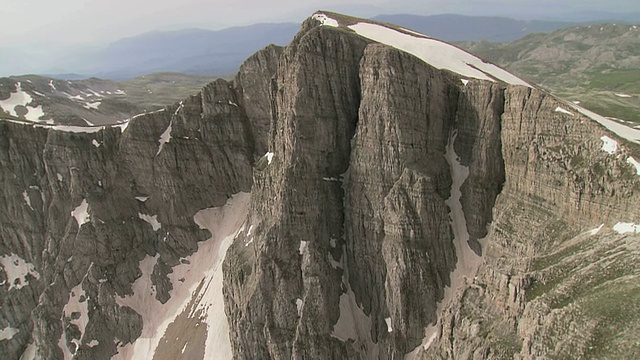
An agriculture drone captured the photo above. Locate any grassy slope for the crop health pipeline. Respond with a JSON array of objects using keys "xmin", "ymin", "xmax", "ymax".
[
  {"xmin": 459, "ymin": 24, "xmax": 640, "ymax": 124},
  {"xmin": 117, "ymin": 72, "xmax": 217, "ymax": 109}
]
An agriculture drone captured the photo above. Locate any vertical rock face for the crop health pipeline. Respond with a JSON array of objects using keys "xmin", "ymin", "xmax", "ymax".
[
  {"xmin": 0, "ymin": 70, "xmax": 262, "ymax": 359},
  {"xmin": 2, "ymin": 11, "xmax": 640, "ymax": 360}
]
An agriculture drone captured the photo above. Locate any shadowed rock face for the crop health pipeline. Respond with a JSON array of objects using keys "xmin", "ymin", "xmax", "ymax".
[{"xmin": 2, "ymin": 12, "xmax": 640, "ymax": 360}]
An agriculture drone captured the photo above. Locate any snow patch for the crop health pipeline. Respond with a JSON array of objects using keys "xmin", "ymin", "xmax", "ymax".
[
  {"xmin": 600, "ymin": 136, "xmax": 618, "ymax": 154},
  {"xmin": 554, "ymin": 106, "xmax": 574, "ymax": 116},
  {"xmin": 87, "ymin": 340, "xmax": 99, "ymax": 348},
  {"xmin": 299, "ymin": 241, "xmax": 309, "ymax": 255},
  {"xmin": 330, "ymin": 242, "xmax": 378, "ymax": 358},
  {"xmin": 91, "ymin": 139, "xmax": 101, "ymax": 148},
  {"xmin": 57, "ymin": 173, "xmax": 63, "ymax": 182},
  {"xmin": 588, "ymin": 224, "xmax": 604, "ymax": 236},
  {"xmin": 627, "ymin": 157, "xmax": 640, "ymax": 175},
  {"xmin": 138, "ymin": 213, "xmax": 161, "ymax": 231},
  {"xmin": 615, "ymin": 93, "xmax": 632, "ymax": 98},
  {"xmin": 63, "ymin": 281, "xmax": 89, "ymax": 351},
  {"xmin": 613, "ymin": 222, "xmax": 640, "ymax": 234},
  {"xmin": 157, "ymin": 121, "xmax": 173, "ymax": 155},
  {"xmin": 460, "ymin": 79, "xmax": 469, "ymax": 86},
  {"xmin": 408, "ymin": 132, "xmax": 484, "ymax": 358},
  {"xmin": 49, "ymin": 80, "xmax": 57, "ymax": 91},
  {"xmin": 348, "ymin": 22, "xmax": 530, "ymax": 87},
  {"xmin": 0, "ymin": 82, "xmax": 48, "ymax": 122},
  {"xmin": 135, "ymin": 196, "xmax": 149, "ymax": 202},
  {"xmin": 312, "ymin": 13, "xmax": 339, "ymax": 27},
  {"xmin": 20, "ymin": 342, "xmax": 37, "ymax": 360},
  {"xmin": 296, "ymin": 298, "xmax": 303, "ymax": 316},
  {"xmin": 570, "ymin": 104, "xmax": 640, "ymax": 144},
  {"xmin": 0, "ymin": 326, "xmax": 19, "ymax": 341},
  {"xmin": 71, "ymin": 199, "xmax": 90, "ymax": 227},
  {"xmin": 0, "ymin": 254, "xmax": 40, "ymax": 290},
  {"xmin": 22, "ymin": 191, "xmax": 33, "ymax": 210},
  {"xmin": 385, "ymin": 317, "xmax": 393, "ymax": 333},
  {"xmin": 114, "ymin": 193, "xmax": 249, "ymax": 360},
  {"xmin": 265, "ymin": 151, "xmax": 274, "ymax": 164},
  {"xmin": 83, "ymin": 101, "xmax": 101, "ymax": 110}
]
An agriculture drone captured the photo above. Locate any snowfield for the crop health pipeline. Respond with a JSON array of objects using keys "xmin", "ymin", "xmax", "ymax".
[
  {"xmin": 114, "ymin": 192, "xmax": 249, "ymax": 360},
  {"xmin": 0, "ymin": 82, "xmax": 49, "ymax": 122},
  {"xmin": 347, "ymin": 22, "xmax": 531, "ymax": 87}
]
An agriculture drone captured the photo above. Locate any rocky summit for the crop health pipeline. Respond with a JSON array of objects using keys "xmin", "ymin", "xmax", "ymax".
[{"xmin": 1, "ymin": 11, "xmax": 640, "ymax": 360}]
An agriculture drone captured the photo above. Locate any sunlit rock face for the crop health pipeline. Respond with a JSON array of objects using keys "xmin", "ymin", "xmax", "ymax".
[{"xmin": 2, "ymin": 11, "xmax": 640, "ymax": 360}]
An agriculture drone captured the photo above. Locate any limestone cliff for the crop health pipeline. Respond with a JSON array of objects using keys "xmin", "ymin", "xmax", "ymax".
[{"xmin": 1, "ymin": 11, "xmax": 640, "ymax": 360}]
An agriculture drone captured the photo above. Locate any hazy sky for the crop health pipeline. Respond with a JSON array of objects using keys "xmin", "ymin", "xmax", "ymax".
[{"xmin": 2, "ymin": 0, "xmax": 637, "ymax": 48}]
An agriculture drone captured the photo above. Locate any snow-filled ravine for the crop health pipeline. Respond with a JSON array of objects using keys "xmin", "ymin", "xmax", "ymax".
[
  {"xmin": 406, "ymin": 132, "xmax": 485, "ymax": 359},
  {"xmin": 113, "ymin": 192, "xmax": 249, "ymax": 360}
]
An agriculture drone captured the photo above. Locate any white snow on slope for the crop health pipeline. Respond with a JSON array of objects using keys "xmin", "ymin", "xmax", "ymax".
[
  {"xmin": 600, "ymin": 136, "xmax": 618, "ymax": 154},
  {"xmin": 407, "ymin": 132, "xmax": 484, "ymax": 358},
  {"xmin": 83, "ymin": 101, "xmax": 101, "ymax": 110},
  {"xmin": 138, "ymin": 213, "xmax": 161, "ymax": 231},
  {"xmin": 312, "ymin": 13, "xmax": 339, "ymax": 27},
  {"xmin": 135, "ymin": 196, "xmax": 149, "ymax": 202},
  {"xmin": 114, "ymin": 193, "xmax": 249, "ymax": 360},
  {"xmin": 63, "ymin": 281, "xmax": 89, "ymax": 351},
  {"xmin": 157, "ymin": 121, "xmax": 173, "ymax": 155},
  {"xmin": 627, "ymin": 157, "xmax": 640, "ymax": 175},
  {"xmin": 296, "ymin": 299, "xmax": 304, "ymax": 316},
  {"xmin": 20, "ymin": 342, "xmax": 37, "ymax": 360},
  {"xmin": 348, "ymin": 22, "xmax": 531, "ymax": 87},
  {"xmin": 588, "ymin": 224, "xmax": 604, "ymax": 236},
  {"xmin": 555, "ymin": 106, "xmax": 574, "ymax": 116},
  {"xmin": 22, "ymin": 191, "xmax": 33, "ymax": 209},
  {"xmin": 570, "ymin": 104, "xmax": 640, "ymax": 144},
  {"xmin": 0, "ymin": 254, "xmax": 40, "ymax": 290},
  {"xmin": 330, "ymin": 244, "xmax": 378, "ymax": 358},
  {"xmin": 615, "ymin": 93, "xmax": 632, "ymax": 98},
  {"xmin": 0, "ymin": 326, "xmax": 19, "ymax": 341},
  {"xmin": 613, "ymin": 222, "xmax": 640, "ymax": 234},
  {"xmin": 0, "ymin": 82, "xmax": 48, "ymax": 122},
  {"xmin": 265, "ymin": 151, "xmax": 274, "ymax": 164},
  {"xmin": 385, "ymin": 317, "xmax": 393, "ymax": 333},
  {"xmin": 71, "ymin": 199, "xmax": 90, "ymax": 227}
]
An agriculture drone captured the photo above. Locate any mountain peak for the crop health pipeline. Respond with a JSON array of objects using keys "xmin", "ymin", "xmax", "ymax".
[{"xmin": 310, "ymin": 11, "xmax": 531, "ymax": 87}]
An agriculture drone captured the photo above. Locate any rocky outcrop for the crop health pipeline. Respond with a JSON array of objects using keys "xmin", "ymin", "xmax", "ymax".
[
  {"xmin": 2, "ymin": 11, "xmax": 640, "ymax": 360},
  {"xmin": 0, "ymin": 57, "xmax": 268, "ymax": 358}
]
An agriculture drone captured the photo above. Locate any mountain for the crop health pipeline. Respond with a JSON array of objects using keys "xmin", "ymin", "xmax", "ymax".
[
  {"xmin": 372, "ymin": 14, "xmax": 577, "ymax": 42},
  {"xmin": 41, "ymin": 23, "xmax": 299, "ymax": 80},
  {"xmin": 0, "ymin": 73, "xmax": 213, "ymax": 126},
  {"xmin": 2, "ymin": 15, "xmax": 586, "ymax": 80},
  {"xmin": 458, "ymin": 23, "xmax": 640, "ymax": 125},
  {"xmin": 1, "ymin": 11, "xmax": 640, "ymax": 360}
]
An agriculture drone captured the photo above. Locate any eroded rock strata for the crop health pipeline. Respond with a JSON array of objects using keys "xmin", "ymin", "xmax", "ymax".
[{"xmin": 1, "ymin": 12, "xmax": 639, "ymax": 360}]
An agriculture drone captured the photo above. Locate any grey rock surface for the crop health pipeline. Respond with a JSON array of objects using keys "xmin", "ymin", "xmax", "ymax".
[{"xmin": 1, "ymin": 11, "xmax": 639, "ymax": 360}]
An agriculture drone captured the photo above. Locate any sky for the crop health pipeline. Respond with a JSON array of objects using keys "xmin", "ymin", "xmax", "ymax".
[{"xmin": 1, "ymin": 0, "xmax": 638, "ymax": 48}]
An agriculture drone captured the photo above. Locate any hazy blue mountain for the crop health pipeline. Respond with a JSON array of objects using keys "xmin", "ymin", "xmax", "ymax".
[
  {"xmin": 372, "ymin": 14, "xmax": 577, "ymax": 42},
  {"xmin": 58, "ymin": 23, "xmax": 300, "ymax": 80}
]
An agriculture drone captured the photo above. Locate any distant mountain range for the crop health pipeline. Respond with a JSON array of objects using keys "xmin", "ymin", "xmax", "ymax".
[
  {"xmin": 373, "ymin": 14, "xmax": 577, "ymax": 42},
  {"xmin": 65, "ymin": 23, "xmax": 301, "ymax": 80},
  {"xmin": 3, "ymin": 14, "xmax": 636, "ymax": 80}
]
